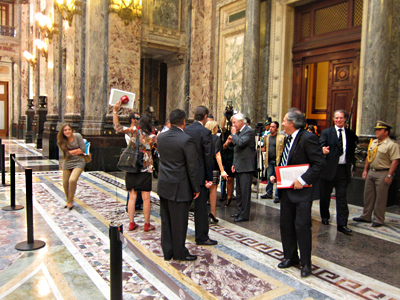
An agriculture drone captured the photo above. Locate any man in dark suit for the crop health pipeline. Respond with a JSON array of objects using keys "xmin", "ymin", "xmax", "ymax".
[
  {"xmin": 184, "ymin": 106, "xmax": 218, "ymax": 246},
  {"xmin": 319, "ymin": 110, "xmax": 358, "ymax": 235},
  {"xmin": 229, "ymin": 113, "xmax": 256, "ymax": 222},
  {"xmin": 157, "ymin": 109, "xmax": 200, "ymax": 261},
  {"xmin": 271, "ymin": 108, "xmax": 325, "ymax": 277}
]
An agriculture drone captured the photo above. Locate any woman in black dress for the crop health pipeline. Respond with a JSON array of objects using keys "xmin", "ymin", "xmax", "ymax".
[
  {"xmin": 113, "ymin": 101, "xmax": 157, "ymax": 231},
  {"xmin": 205, "ymin": 121, "xmax": 228, "ymax": 223}
]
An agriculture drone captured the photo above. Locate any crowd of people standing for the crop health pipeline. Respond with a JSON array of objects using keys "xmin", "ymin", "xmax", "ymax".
[{"xmin": 56, "ymin": 102, "xmax": 399, "ymax": 277}]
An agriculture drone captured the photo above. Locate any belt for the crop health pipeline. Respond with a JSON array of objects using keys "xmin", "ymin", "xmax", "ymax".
[{"xmin": 371, "ymin": 168, "xmax": 389, "ymax": 172}]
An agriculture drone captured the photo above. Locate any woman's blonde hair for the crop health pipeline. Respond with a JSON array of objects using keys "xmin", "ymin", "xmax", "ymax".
[
  {"xmin": 57, "ymin": 124, "xmax": 73, "ymax": 157},
  {"xmin": 205, "ymin": 120, "xmax": 218, "ymax": 134}
]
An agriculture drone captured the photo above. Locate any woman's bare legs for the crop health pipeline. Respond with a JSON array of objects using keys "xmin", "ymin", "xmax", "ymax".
[
  {"xmin": 128, "ymin": 189, "xmax": 137, "ymax": 223},
  {"xmin": 142, "ymin": 191, "xmax": 151, "ymax": 224},
  {"xmin": 209, "ymin": 184, "xmax": 217, "ymax": 217}
]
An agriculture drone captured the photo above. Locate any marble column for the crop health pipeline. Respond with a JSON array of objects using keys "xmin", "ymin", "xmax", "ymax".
[
  {"xmin": 359, "ymin": 0, "xmax": 393, "ymax": 137},
  {"xmin": 242, "ymin": 0, "xmax": 260, "ymax": 122},
  {"xmin": 42, "ymin": 7, "xmax": 62, "ymax": 158},
  {"xmin": 82, "ymin": 1, "xmax": 142, "ymax": 171},
  {"xmin": 258, "ymin": 0, "xmax": 272, "ymax": 124}
]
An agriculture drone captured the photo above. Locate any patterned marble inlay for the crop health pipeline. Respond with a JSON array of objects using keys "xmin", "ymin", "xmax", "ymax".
[{"xmin": 87, "ymin": 172, "xmax": 400, "ymax": 300}]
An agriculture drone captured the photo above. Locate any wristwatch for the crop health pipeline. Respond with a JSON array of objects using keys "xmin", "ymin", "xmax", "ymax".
[
  {"xmin": 387, "ymin": 175, "xmax": 392, "ymax": 178},
  {"xmin": 113, "ymin": 111, "xmax": 118, "ymax": 114}
]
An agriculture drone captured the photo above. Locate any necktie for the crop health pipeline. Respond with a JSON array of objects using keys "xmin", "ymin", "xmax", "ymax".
[
  {"xmin": 338, "ymin": 129, "xmax": 343, "ymax": 156},
  {"xmin": 281, "ymin": 135, "xmax": 292, "ymax": 166}
]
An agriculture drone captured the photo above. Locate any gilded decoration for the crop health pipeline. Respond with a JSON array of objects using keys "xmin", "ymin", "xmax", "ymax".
[{"xmin": 152, "ymin": 0, "xmax": 179, "ymax": 29}]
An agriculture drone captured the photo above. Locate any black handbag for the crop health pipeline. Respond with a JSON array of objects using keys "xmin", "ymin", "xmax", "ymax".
[{"xmin": 117, "ymin": 129, "xmax": 144, "ymax": 173}]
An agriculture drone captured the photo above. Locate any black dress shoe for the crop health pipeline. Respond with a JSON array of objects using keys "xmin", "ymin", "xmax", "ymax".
[
  {"xmin": 260, "ymin": 193, "xmax": 272, "ymax": 199},
  {"xmin": 273, "ymin": 198, "xmax": 280, "ymax": 203},
  {"xmin": 321, "ymin": 218, "xmax": 329, "ymax": 225},
  {"xmin": 372, "ymin": 222, "xmax": 382, "ymax": 227},
  {"xmin": 278, "ymin": 258, "xmax": 300, "ymax": 268},
  {"xmin": 337, "ymin": 225, "xmax": 352, "ymax": 235},
  {"xmin": 196, "ymin": 238, "xmax": 218, "ymax": 246},
  {"xmin": 179, "ymin": 255, "xmax": 197, "ymax": 261},
  {"xmin": 231, "ymin": 213, "xmax": 240, "ymax": 218},
  {"xmin": 301, "ymin": 263, "xmax": 312, "ymax": 277},
  {"xmin": 353, "ymin": 217, "xmax": 370, "ymax": 223},
  {"xmin": 234, "ymin": 217, "xmax": 249, "ymax": 222},
  {"xmin": 164, "ymin": 256, "xmax": 172, "ymax": 261}
]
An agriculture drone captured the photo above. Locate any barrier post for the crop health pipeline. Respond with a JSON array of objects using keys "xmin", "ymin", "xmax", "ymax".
[
  {"xmin": 1, "ymin": 144, "xmax": 5, "ymax": 186},
  {"xmin": 15, "ymin": 168, "xmax": 46, "ymax": 251},
  {"xmin": 2, "ymin": 154, "xmax": 23, "ymax": 211},
  {"xmin": 109, "ymin": 222, "xmax": 123, "ymax": 300}
]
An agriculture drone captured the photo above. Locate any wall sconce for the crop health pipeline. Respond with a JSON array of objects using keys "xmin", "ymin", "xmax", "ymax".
[
  {"xmin": 34, "ymin": 39, "xmax": 49, "ymax": 62},
  {"xmin": 23, "ymin": 51, "xmax": 37, "ymax": 69},
  {"xmin": 54, "ymin": 0, "xmax": 82, "ymax": 27},
  {"xmin": 109, "ymin": 0, "xmax": 143, "ymax": 25},
  {"xmin": 35, "ymin": 12, "xmax": 57, "ymax": 43}
]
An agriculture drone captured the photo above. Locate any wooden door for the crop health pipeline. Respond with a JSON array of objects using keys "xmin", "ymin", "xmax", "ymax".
[
  {"xmin": 0, "ymin": 81, "xmax": 8, "ymax": 136},
  {"xmin": 327, "ymin": 58, "xmax": 358, "ymax": 129}
]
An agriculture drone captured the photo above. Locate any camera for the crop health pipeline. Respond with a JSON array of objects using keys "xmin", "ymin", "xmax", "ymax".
[{"xmin": 225, "ymin": 100, "xmax": 234, "ymax": 121}]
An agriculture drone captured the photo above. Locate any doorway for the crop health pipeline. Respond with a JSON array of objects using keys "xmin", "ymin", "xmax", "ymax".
[
  {"xmin": 302, "ymin": 55, "xmax": 359, "ymax": 132},
  {"xmin": 291, "ymin": 0, "xmax": 363, "ymax": 134},
  {"xmin": 0, "ymin": 81, "xmax": 8, "ymax": 136}
]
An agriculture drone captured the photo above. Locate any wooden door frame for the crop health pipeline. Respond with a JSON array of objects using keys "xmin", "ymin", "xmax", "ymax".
[{"xmin": 0, "ymin": 81, "xmax": 9, "ymax": 137}]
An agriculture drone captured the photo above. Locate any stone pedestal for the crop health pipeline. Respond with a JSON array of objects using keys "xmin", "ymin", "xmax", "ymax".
[
  {"xmin": 25, "ymin": 99, "xmax": 35, "ymax": 143},
  {"xmin": 42, "ymin": 114, "xmax": 59, "ymax": 159},
  {"xmin": 35, "ymin": 96, "xmax": 47, "ymax": 149},
  {"xmin": 17, "ymin": 117, "xmax": 26, "ymax": 139}
]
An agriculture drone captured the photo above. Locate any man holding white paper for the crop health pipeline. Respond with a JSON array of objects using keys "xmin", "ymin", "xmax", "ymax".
[{"xmin": 271, "ymin": 108, "xmax": 325, "ymax": 277}]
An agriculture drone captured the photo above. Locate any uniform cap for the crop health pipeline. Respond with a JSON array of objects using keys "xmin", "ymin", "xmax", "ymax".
[{"xmin": 374, "ymin": 120, "xmax": 392, "ymax": 130}]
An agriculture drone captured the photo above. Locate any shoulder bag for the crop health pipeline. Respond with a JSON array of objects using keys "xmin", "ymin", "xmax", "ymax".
[{"xmin": 117, "ymin": 129, "xmax": 144, "ymax": 173}]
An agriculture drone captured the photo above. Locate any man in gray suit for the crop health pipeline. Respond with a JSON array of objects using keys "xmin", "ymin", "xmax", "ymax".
[
  {"xmin": 157, "ymin": 109, "xmax": 200, "ymax": 261},
  {"xmin": 229, "ymin": 113, "xmax": 256, "ymax": 222}
]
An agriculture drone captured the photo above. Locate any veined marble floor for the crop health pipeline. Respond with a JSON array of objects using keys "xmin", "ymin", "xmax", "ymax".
[{"xmin": 0, "ymin": 139, "xmax": 400, "ymax": 300}]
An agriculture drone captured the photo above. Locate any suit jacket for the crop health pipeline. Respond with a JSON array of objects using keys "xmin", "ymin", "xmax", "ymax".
[
  {"xmin": 157, "ymin": 126, "xmax": 200, "ymax": 202},
  {"xmin": 184, "ymin": 121, "xmax": 214, "ymax": 183},
  {"xmin": 282, "ymin": 129, "xmax": 326, "ymax": 203},
  {"xmin": 319, "ymin": 127, "xmax": 358, "ymax": 183},
  {"xmin": 231, "ymin": 125, "xmax": 256, "ymax": 173}
]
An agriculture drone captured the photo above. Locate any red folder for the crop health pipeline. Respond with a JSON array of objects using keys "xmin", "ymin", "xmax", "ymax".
[{"xmin": 275, "ymin": 164, "xmax": 312, "ymax": 189}]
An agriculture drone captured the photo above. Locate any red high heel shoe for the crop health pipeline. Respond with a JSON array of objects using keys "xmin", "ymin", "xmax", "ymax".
[
  {"xmin": 129, "ymin": 222, "xmax": 138, "ymax": 231},
  {"xmin": 144, "ymin": 223, "xmax": 155, "ymax": 232}
]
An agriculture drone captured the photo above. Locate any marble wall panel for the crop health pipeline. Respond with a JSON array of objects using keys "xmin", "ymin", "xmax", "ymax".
[
  {"xmin": 152, "ymin": 0, "xmax": 180, "ymax": 29},
  {"xmin": 166, "ymin": 63, "xmax": 185, "ymax": 115},
  {"xmin": 215, "ymin": 0, "xmax": 246, "ymax": 123},
  {"xmin": 222, "ymin": 34, "xmax": 244, "ymax": 111},
  {"xmin": 108, "ymin": 15, "xmax": 141, "ymax": 114}
]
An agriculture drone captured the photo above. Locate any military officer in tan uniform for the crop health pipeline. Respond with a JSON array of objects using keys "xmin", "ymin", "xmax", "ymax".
[{"xmin": 353, "ymin": 121, "xmax": 400, "ymax": 227}]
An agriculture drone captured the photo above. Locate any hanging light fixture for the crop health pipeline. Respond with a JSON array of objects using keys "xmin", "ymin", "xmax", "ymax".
[
  {"xmin": 23, "ymin": 51, "xmax": 37, "ymax": 69},
  {"xmin": 54, "ymin": 0, "xmax": 82, "ymax": 27},
  {"xmin": 109, "ymin": 0, "xmax": 143, "ymax": 25},
  {"xmin": 34, "ymin": 39, "xmax": 49, "ymax": 62},
  {"xmin": 34, "ymin": 12, "xmax": 57, "ymax": 43}
]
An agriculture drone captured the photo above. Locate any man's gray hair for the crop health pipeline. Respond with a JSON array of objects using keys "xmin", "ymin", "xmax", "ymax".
[
  {"xmin": 232, "ymin": 113, "xmax": 244, "ymax": 122},
  {"xmin": 286, "ymin": 108, "xmax": 306, "ymax": 129}
]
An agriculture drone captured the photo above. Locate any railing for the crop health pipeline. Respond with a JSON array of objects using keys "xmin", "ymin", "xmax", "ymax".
[{"xmin": 0, "ymin": 25, "xmax": 16, "ymax": 37}]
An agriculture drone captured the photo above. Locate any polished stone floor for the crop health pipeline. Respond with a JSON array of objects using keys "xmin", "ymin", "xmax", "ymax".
[{"xmin": 0, "ymin": 139, "xmax": 399, "ymax": 300}]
